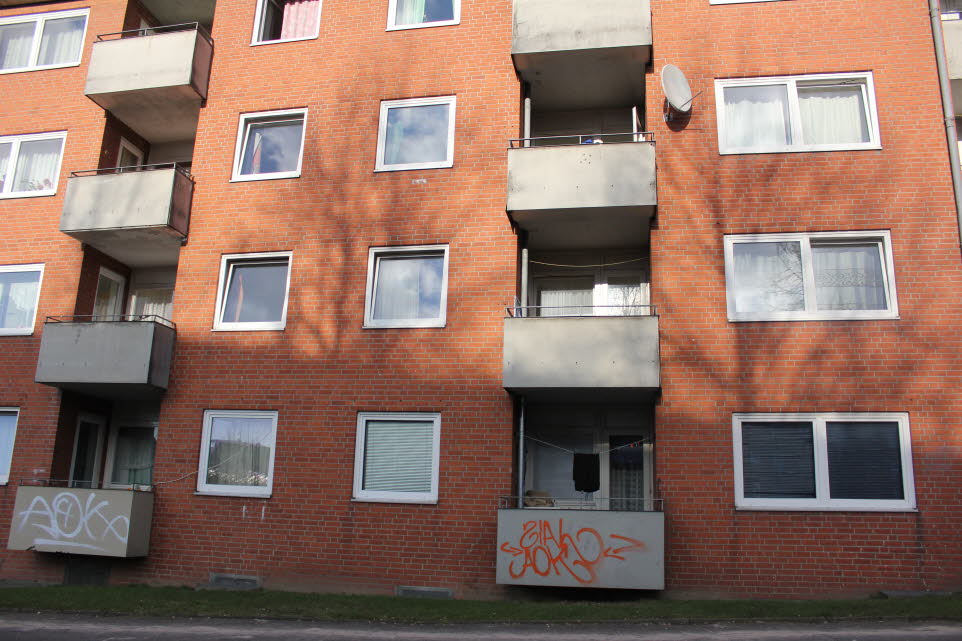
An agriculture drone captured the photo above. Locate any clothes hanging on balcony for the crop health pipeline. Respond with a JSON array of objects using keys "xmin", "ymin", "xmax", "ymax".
[{"xmin": 572, "ymin": 453, "xmax": 600, "ymax": 492}]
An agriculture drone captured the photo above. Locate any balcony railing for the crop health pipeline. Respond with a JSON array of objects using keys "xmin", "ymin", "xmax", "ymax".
[
  {"xmin": 509, "ymin": 131, "xmax": 653, "ymax": 148},
  {"xmin": 499, "ymin": 495, "xmax": 663, "ymax": 512},
  {"xmin": 507, "ymin": 304, "xmax": 656, "ymax": 318}
]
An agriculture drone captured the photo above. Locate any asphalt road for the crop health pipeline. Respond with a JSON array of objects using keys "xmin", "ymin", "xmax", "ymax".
[{"xmin": 0, "ymin": 615, "xmax": 961, "ymax": 641}]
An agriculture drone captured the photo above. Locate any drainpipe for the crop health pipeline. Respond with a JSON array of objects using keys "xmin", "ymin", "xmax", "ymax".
[
  {"xmin": 929, "ymin": 0, "xmax": 962, "ymax": 257},
  {"xmin": 517, "ymin": 396, "xmax": 525, "ymax": 509}
]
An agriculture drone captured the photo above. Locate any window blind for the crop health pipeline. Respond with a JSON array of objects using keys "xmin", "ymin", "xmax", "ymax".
[
  {"xmin": 742, "ymin": 422, "xmax": 816, "ymax": 498},
  {"xmin": 826, "ymin": 421, "xmax": 903, "ymax": 500},
  {"xmin": 363, "ymin": 420, "xmax": 434, "ymax": 493}
]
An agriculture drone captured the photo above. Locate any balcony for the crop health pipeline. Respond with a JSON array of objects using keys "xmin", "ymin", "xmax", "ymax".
[
  {"xmin": 507, "ymin": 135, "xmax": 656, "ymax": 249},
  {"xmin": 85, "ymin": 24, "xmax": 213, "ymax": 143},
  {"xmin": 60, "ymin": 164, "xmax": 193, "ymax": 268},
  {"xmin": 35, "ymin": 316, "xmax": 176, "ymax": 400},
  {"xmin": 7, "ymin": 485, "xmax": 154, "ymax": 557},
  {"xmin": 512, "ymin": 0, "xmax": 651, "ymax": 110},
  {"xmin": 944, "ymin": 19, "xmax": 962, "ymax": 115},
  {"xmin": 502, "ymin": 307, "xmax": 660, "ymax": 399},
  {"xmin": 496, "ymin": 503, "xmax": 664, "ymax": 589}
]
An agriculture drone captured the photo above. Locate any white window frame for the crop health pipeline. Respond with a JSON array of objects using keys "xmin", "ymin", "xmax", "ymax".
[
  {"xmin": 733, "ymin": 413, "xmax": 916, "ymax": 512},
  {"xmin": 116, "ymin": 137, "xmax": 144, "ymax": 168},
  {"xmin": 353, "ymin": 412, "xmax": 441, "ymax": 504},
  {"xmin": 363, "ymin": 244, "xmax": 450, "ymax": 328},
  {"xmin": 0, "ymin": 8, "xmax": 89, "ymax": 75},
  {"xmin": 230, "ymin": 109, "xmax": 307, "ymax": 182},
  {"xmin": 0, "ymin": 407, "xmax": 19, "ymax": 485},
  {"xmin": 93, "ymin": 266, "xmax": 127, "ymax": 318},
  {"xmin": 723, "ymin": 230, "xmax": 899, "ymax": 322},
  {"xmin": 212, "ymin": 251, "xmax": 293, "ymax": 331},
  {"xmin": 375, "ymin": 96, "xmax": 457, "ymax": 172},
  {"xmin": 386, "ymin": 0, "xmax": 460, "ymax": 31},
  {"xmin": 715, "ymin": 72, "xmax": 881, "ymax": 154},
  {"xmin": 197, "ymin": 409, "xmax": 278, "ymax": 498},
  {"xmin": 710, "ymin": 0, "xmax": 790, "ymax": 4},
  {"xmin": 0, "ymin": 263, "xmax": 44, "ymax": 336},
  {"xmin": 0, "ymin": 131, "xmax": 67, "ymax": 198},
  {"xmin": 250, "ymin": 0, "xmax": 321, "ymax": 46}
]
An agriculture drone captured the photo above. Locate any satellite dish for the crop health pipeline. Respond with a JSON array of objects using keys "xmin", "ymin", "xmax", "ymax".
[{"xmin": 661, "ymin": 64, "xmax": 696, "ymax": 121}]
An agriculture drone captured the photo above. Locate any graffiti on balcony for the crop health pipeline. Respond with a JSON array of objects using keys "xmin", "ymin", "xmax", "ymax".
[
  {"xmin": 499, "ymin": 518, "xmax": 646, "ymax": 585},
  {"xmin": 14, "ymin": 490, "xmax": 129, "ymax": 553}
]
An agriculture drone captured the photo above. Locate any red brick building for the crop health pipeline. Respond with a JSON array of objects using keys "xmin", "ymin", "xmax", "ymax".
[{"xmin": 0, "ymin": 0, "xmax": 959, "ymax": 599}]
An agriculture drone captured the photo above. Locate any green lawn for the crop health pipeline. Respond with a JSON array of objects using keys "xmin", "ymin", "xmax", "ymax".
[{"xmin": 0, "ymin": 586, "xmax": 960, "ymax": 623}]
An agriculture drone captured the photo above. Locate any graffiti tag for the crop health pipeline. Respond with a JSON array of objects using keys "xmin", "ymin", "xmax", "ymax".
[
  {"xmin": 499, "ymin": 518, "xmax": 646, "ymax": 584},
  {"xmin": 16, "ymin": 491, "xmax": 129, "ymax": 553}
]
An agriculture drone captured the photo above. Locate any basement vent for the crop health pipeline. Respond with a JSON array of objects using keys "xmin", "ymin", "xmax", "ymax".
[
  {"xmin": 207, "ymin": 573, "xmax": 262, "ymax": 591},
  {"xmin": 395, "ymin": 585, "xmax": 453, "ymax": 599},
  {"xmin": 64, "ymin": 557, "xmax": 110, "ymax": 586}
]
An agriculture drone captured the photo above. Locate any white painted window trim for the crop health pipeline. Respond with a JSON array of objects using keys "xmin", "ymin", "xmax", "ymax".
[
  {"xmin": 386, "ymin": 0, "xmax": 460, "ymax": 31},
  {"xmin": 212, "ymin": 251, "xmax": 293, "ymax": 331},
  {"xmin": 710, "ymin": 0, "xmax": 790, "ymax": 4},
  {"xmin": 250, "ymin": 0, "xmax": 322, "ymax": 46},
  {"xmin": 732, "ymin": 412, "xmax": 916, "ymax": 512},
  {"xmin": 0, "ymin": 263, "xmax": 44, "ymax": 336},
  {"xmin": 723, "ymin": 230, "xmax": 899, "ymax": 322},
  {"xmin": 363, "ymin": 244, "xmax": 450, "ymax": 328},
  {"xmin": 93, "ymin": 266, "xmax": 127, "ymax": 318},
  {"xmin": 196, "ymin": 409, "xmax": 278, "ymax": 498},
  {"xmin": 714, "ymin": 72, "xmax": 882, "ymax": 155},
  {"xmin": 353, "ymin": 412, "xmax": 441, "ymax": 504},
  {"xmin": 230, "ymin": 109, "xmax": 307, "ymax": 182},
  {"xmin": 0, "ymin": 8, "xmax": 89, "ymax": 75},
  {"xmin": 0, "ymin": 407, "xmax": 19, "ymax": 485},
  {"xmin": 0, "ymin": 131, "xmax": 67, "ymax": 198},
  {"xmin": 102, "ymin": 421, "xmax": 156, "ymax": 490},
  {"xmin": 375, "ymin": 96, "xmax": 456, "ymax": 172},
  {"xmin": 68, "ymin": 412, "xmax": 107, "ymax": 489},
  {"xmin": 116, "ymin": 137, "xmax": 144, "ymax": 167}
]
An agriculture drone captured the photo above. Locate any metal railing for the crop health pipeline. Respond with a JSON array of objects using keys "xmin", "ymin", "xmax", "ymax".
[
  {"xmin": 18, "ymin": 478, "xmax": 153, "ymax": 492},
  {"xmin": 97, "ymin": 22, "xmax": 213, "ymax": 46},
  {"xmin": 70, "ymin": 162, "xmax": 193, "ymax": 181},
  {"xmin": 506, "ymin": 304, "xmax": 656, "ymax": 318},
  {"xmin": 510, "ymin": 131, "xmax": 654, "ymax": 148},
  {"xmin": 499, "ymin": 495, "xmax": 663, "ymax": 512},
  {"xmin": 45, "ymin": 315, "xmax": 176, "ymax": 330}
]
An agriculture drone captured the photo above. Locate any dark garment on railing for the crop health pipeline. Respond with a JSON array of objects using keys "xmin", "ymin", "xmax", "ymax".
[{"xmin": 572, "ymin": 453, "xmax": 600, "ymax": 493}]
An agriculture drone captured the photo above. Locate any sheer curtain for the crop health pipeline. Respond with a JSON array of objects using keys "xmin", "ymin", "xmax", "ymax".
[
  {"xmin": 13, "ymin": 138, "xmax": 62, "ymax": 193},
  {"xmin": 37, "ymin": 15, "xmax": 85, "ymax": 66},
  {"xmin": 812, "ymin": 243, "xmax": 886, "ymax": 311},
  {"xmin": 0, "ymin": 412, "xmax": 17, "ymax": 481},
  {"xmin": 395, "ymin": 0, "xmax": 427, "ymax": 25},
  {"xmin": 609, "ymin": 436, "xmax": 644, "ymax": 512},
  {"xmin": 732, "ymin": 242, "xmax": 804, "ymax": 313},
  {"xmin": 724, "ymin": 84, "xmax": 791, "ymax": 149},
  {"xmin": 0, "ymin": 143, "xmax": 10, "ymax": 192},
  {"xmin": 373, "ymin": 255, "xmax": 443, "ymax": 320},
  {"xmin": 110, "ymin": 427, "xmax": 155, "ymax": 486},
  {"xmin": 280, "ymin": 0, "xmax": 320, "ymax": 39},
  {"xmin": 0, "ymin": 22, "xmax": 34, "ymax": 70},
  {"xmin": 131, "ymin": 288, "xmax": 173, "ymax": 320},
  {"xmin": 206, "ymin": 416, "xmax": 273, "ymax": 487},
  {"xmin": 799, "ymin": 85, "xmax": 869, "ymax": 145},
  {"xmin": 0, "ymin": 271, "xmax": 39, "ymax": 329},
  {"xmin": 539, "ymin": 285, "xmax": 592, "ymax": 317}
]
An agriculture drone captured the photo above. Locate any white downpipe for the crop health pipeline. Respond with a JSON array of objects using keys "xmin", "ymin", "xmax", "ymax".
[{"xmin": 929, "ymin": 0, "xmax": 962, "ymax": 257}]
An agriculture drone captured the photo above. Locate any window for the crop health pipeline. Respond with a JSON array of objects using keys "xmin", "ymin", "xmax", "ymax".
[
  {"xmin": 723, "ymin": 231, "xmax": 898, "ymax": 321},
  {"xmin": 0, "ymin": 408, "xmax": 18, "ymax": 484},
  {"xmin": 0, "ymin": 9, "xmax": 88, "ymax": 74},
  {"xmin": 92, "ymin": 267, "xmax": 126, "ymax": 318},
  {"xmin": 363, "ymin": 245, "xmax": 449, "ymax": 328},
  {"xmin": 104, "ymin": 424, "xmax": 155, "ymax": 489},
  {"xmin": 0, "ymin": 132, "xmax": 66, "ymax": 198},
  {"xmin": 213, "ymin": 252, "xmax": 292, "ymax": 331},
  {"xmin": 0, "ymin": 263, "xmax": 43, "ymax": 335},
  {"xmin": 353, "ymin": 412, "xmax": 441, "ymax": 503},
  {"xmin": 375, "ymin": 96, "xmax": 456, "ymax": 171},
  {"xmin": 715, "ymin": 73, "xmax": 880, "ymax": 154},
  {"xmin": 252, "ymin": 0, "xmax": 321, "ymax": 45},
  {"xmin": 231, "ymin": 109, "xmax": 307, "ymax": 181},
  {"xmin": 387, "ymin": 0, "xmax": 459, "ymax": 30},
  {"xmin": 198, "ymin": 410, "xmax": 278, "ymax": 497},
  {"xmin": 733, "ymin": 413, "xmax": 916, "ymax": 511}
]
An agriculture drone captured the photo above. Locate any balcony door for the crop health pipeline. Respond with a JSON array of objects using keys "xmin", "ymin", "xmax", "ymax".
[
  {"xmin": 69, "ymin": 413, "xmax": 106, "ymax": 489},
  {"xmin": 92, "ymin": 267, "xmax": 126, "ymax": 318}
]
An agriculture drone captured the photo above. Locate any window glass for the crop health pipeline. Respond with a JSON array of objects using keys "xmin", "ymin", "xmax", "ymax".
[
  {"xmin": 392, "ymin": 0, "xmax": 456, "ymax": 27},
  {"xmin": 37, "ymin": 15, "xmax": 86, "ymax": 66},
  {"xmin": 0, "ymin": 142, "xmax": 10, "ymax": 193},
  {"xmin": 254, "ymin": 0, "xmax": 320, "ymax": 43},
  {"xmin": 215, "ymin": 253, "xmax": 292, "ymax": 331},
  {"xmin": 723, "ymin": 84, "xmax": 791, "ymax": 150},
  {"xmin": 364, "ymin": 246, "xmax": 448, "ymax": 328},
  {"xmin": 0, "ymin": 22, "xmax": 33, "ymax": 71},
  {"xmin": 198, "ymin": 410, "xmax": 278, "ymax": 497},
  {"xmin": 233, "ymin": 111, "xmax": 306, "ymax": 180},
  {"xmin": 0, "ymin": 266, "xmax": 42, "ymax": 334},
  {"xmin": 798, "ymin": 84, "xmax": 869, "ymax": 146},
  {"xmin": 731, "ymin": 241, "xmax": 803, "ymax": 313},
  {"xmin": 0, "ymin": 410, "xmax": 18, "ymax": 484},
  {"xmin": 0, "ymin": 10, "xmax": 87, "ymax": 73},
  {"xmin": 354, "ymin": 413, "xmax": 440, "ymax": 503},
  {"xmin": 826, "ymin": 421, "xmax": 904, "ymax": 500},
  {"xmin": 0, "ymin": 133, "xmax": 65, "ymax": 197},
  {"xmin": 741, "ymin": 422, "xmax": 815, "ymax": 499},
  {"xmin": 109, "ymin": 426, "xmax": 155, "ymax": 486},
  {"xmin": 377, "ymin": 97, "xmax": 456, "ymax": 171},
  {"xmin": 812, "ymin": 242, "xmax": 886, "ymax": 311},
  {"xmin": 537, "ymin": 278, "xmax": 593, "ymax": 317}
]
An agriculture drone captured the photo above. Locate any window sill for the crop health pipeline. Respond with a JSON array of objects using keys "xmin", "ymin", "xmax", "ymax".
[
  {"xmin": 735, "ymin": 504, "xmax": 918, "ymax": 513},
  {"xmin": 719, "ymin": 143, "xmax": 882, "ymax": 155},
  {"xmin": 194, "ymin": 490, "xmax": 272, "ymax": 499},
  {"xmin": 0, "ymin": 329, "xmax": 35, "ymax": 336},
  {"xmin": 250, "ymin": 35, "xmax": 319, "ymax": 47},
  {"xmin": 374, "ymin": 162, "xmax": 453, "ymax": 173},
  {"xmin": 352, "ymin": 496, "xmax": 438, "ymax": 505},
  {"xmin": 386, "ymin": 19, "xmax": 460, "ymax": 31},
  {"xmin": 212, "ymin": 325, "xmax": 286, "ymax": 332},
  {"xmin": 0, "ymin": 190, "xmax": 56, "ymax": 199},
  {"xmin": 0, "ymin": 61, "xmax": 81, "ymax": 75},
  {"xmin": 230, "ymin": 172, "xmax": 301, "ymax": 183},
  {"xmin": 363, "ymin": 321, "xmax": 446, "ymax": 329},
  {"xmin": 728, "ymin": 313, "xmax": 899, "ymax": 323}
]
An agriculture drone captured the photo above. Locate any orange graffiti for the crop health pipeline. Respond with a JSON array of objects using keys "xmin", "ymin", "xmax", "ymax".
[{"xmin": 499, "ymin": 518, "xmax": 646, "ymax": 584}]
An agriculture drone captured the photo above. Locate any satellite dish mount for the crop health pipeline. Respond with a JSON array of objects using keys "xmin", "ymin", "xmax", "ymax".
[{"xmin": 661, "ymin": 64, "xmax": 700, "ymax": 122}]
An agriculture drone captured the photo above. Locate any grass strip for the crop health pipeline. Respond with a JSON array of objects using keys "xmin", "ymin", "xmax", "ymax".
[{"xmin": 0, "ymin": 586, "xmax": 960, "ymax": 623}]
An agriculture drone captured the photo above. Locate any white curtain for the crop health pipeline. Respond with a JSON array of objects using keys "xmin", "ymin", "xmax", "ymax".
[
  {"xmin": 732, "ymin": 242, "xmax": 804, "ymax": 313},
  {"xmin": 799, "ymin": 85, "xmax": 869, "ymax": 145},
  {"xmin": 110, "ymin": 427, "xmax": 155, "ymax": 486},
  {"xmin": 372, "ymin": 255, "xmax": 442, "ymax": 320},
  {"xmin": 0, "ymin": 143, "xmax": 10, "ymax": 192},
  {"xmin": 396, "ymin": 0, "xmax": 427, "ymax": 25},
  {"xmin": 0, "ymin": 412, "xmax": 16, "ymax": 481},
  {"xmin": 605, "ymin": 276, "xmax": 648, "ymax": 316},
  {"xmin": 813, "ymin": 244, "xmax": 885, "ymax": 311},
  {"xmin": 362, "ymin": 420, "xmax": 434, "ymax": 493},
  {"xmin": 280, "ymin": 0, "xmax": 320, "ymax": 39},
  {"xmin": 724, "ymin": 84, "xmax": 791, "ymax": 149},
  {"xmin": 13, "ymin": 138, "xmax": 62, "ymax": 193},
  {"xmin": 132, "ymin": 288, "xmax": 173, "ymax": 320},
  {"xmin": 206, "ymin": 416, "xmax": 273, "ymax": 487},
  {"xmin": 539, "ymin": 280, "xmax": 592, "ymax": 317},
  {"xmin": 0, "ymin": 271, "xmax": 39, "ymax": 329},
  {"xmin": 0, "ymin": 21, "xmax": 34, "ymax": 70},
  {"xmin": 37, "ymin": 15, "xmax": 85, "ymax": 66}
]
